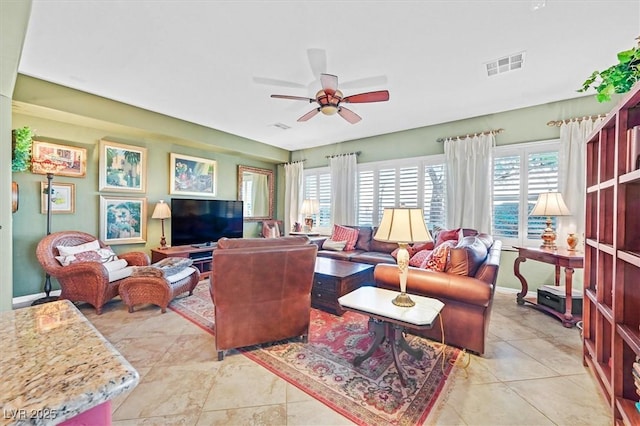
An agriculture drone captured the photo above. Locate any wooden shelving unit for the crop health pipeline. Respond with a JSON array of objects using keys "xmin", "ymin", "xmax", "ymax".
[{"xmin": 584, "ymin": 82, "xmax": 640, "ymax": 425}]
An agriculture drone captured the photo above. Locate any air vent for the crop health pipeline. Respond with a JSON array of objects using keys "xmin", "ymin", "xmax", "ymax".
[
  {"xmin": 485, "ymin": 51, "xmax": 525, "ymax": 77},
  {"xmin": 273, "ymin": 123, "xmax": 291, "ymax": 130}
]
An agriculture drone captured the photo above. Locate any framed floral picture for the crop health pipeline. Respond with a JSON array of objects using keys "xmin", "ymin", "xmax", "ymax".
[
  {"xmin": 170, "ymin": 153, "xmax": 217, "ymax": 196},
  {"xmin": 99, "ymin": 140, "xmax": 147, "ymax": 193},
  {"xmin": 41, "ymin": 182, "xmax": 75, "ymax": 214},
  {"xmin": 99, "ymin": 196, "xmax": 147, "ymax": 245},
  {"xmin": 32, "ymin": 140, "xmax": 87, "ymax": 178}
]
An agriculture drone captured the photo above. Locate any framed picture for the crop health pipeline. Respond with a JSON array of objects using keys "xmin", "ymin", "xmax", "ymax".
[
  {"xmin": 170, "ymin": 153, "xmax": 217, "ymax": 196},
  {"xmin": 41, "ymin": 182, "xmax": 75, "ymax": 214},
  {"xmin": 99, "ymin": 140, "xmax": 147, "ymax": 192},
  {"xmin": 99, "ymin": 196, "xmax": 147, "ymax": 245},
  {"xmin": 32, "ymin": 141, "xmax": 87, "ymax": 178}
]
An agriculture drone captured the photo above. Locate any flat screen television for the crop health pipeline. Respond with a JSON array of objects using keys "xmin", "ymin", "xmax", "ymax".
[{"xmin": 170, "ymin": 198, "xmax": 243, "ymax": 247}]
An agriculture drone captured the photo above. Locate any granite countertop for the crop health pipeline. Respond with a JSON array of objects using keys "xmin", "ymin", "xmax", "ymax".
[{"xmin": 0, "ymin": 300, "xmax": 139, "ymax": 426}]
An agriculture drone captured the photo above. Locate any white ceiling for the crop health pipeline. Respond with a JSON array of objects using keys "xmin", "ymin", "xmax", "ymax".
[{"xmin": 17, "ymin": 1, "xmax": 640, "ymax": 151}]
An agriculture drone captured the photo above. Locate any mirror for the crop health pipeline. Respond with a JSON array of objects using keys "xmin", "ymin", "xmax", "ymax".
[{"xmin": 238, "ymin": 165, "xmax": 274, "ymax": 221}]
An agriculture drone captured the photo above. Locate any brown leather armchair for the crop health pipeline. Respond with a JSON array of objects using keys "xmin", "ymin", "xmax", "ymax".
[
  {"xmin": 36, "ymin": 231, "xmax": 150, "ymax": 314},
  {"xmin": 374, "ymin": 238, "xmax": 502, "ymax": 355},
  {"xmin": 210, "ymin": 236, "xmax": 317, "ymax": 360}
]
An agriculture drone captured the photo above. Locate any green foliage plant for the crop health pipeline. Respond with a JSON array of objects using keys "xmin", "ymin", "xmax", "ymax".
[
  {"xmin": 579, "ymin": 38, "xmax": 640, "ymax": 102},
  {"xmin": 11, "ymin": 126, "xmax": 34, "ymax": 172}
]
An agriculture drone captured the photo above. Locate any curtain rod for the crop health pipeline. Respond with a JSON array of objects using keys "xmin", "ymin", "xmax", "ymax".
[
  {"xmin": 326, "ymin": 151, "xmax": 361, "ymax": 159},
  {"xmin": 277, "ymin": 159, "xmax": 306, "ymax": 166},
  {"xmin": 546, "ymin": 114, "xmax": 607, "ymax": 127},
  {"xmin": 436, "ymin": 128, "xmax": 504, "ymax": 143}
]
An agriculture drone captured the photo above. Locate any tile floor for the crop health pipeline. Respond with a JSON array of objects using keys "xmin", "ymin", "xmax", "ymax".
[{"xmin": 80, "ymin": 288, "xmax": 611, "ymax": 425}]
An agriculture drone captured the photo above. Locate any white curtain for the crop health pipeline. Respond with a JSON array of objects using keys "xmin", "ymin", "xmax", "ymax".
[
  {"xmin": 284, "ymin": 161, "xmax": 304, "ymax": 235},
  {"xmin": 444, "ymin": 133, "xmax": 494, "ymax": 232},
  {"xmin": 557, "ymin": 117, "xmax": 605, "ymax": 243},
  {"xmin": 330, "ymin": 153, "xmax": 357, "ymax": 225}
]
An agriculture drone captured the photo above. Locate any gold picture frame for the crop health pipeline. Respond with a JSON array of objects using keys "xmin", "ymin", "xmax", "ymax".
[
  {"xmin": 99, "ymin": 196, "xmax": 147, "ymax": 245},
  {"xmin": 31, "ymin": 140, "xmax": 87, "ymax": 178},
  {"xmin": 98, "ymin": 140, "xmax": 147, "ymax": 193},
  {"xmin": 41, "ymin": 182, "xmax": 75, "ymax": 214},
  {"xmin": 169, "ymin": 153, "xmax": 217, "ymax": 197}
]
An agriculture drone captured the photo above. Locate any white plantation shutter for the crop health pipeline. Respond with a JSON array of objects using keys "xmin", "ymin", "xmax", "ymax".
[
  {"xmin": 399, "ymin": 166, "xmax": 419, "ymax": 208},
  {"xmin": 492, "ymin": 141, "xmax": 560, "ymax": 246},
  {"xmin": 378, "ymin": 168, "xmax": 396, "ymax": 223},
  {"xmin": 303, "ymin": 170, "xmax": 332, "ymax": 228},
  {"xmin": 357, "ymin": 170, "xmax": 374, "ymax": 225},
  {"xmin": 493, "ymin": 155, "xmax": 520, "ymax": 239}
]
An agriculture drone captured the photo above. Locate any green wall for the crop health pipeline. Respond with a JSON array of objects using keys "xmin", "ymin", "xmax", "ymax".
[{"xmin": 12, "ymin": 77, "xmax": 289, "ymax": 298}]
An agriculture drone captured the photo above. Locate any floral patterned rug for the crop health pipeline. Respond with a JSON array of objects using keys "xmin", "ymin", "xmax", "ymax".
[{"xmin": 170, "ymin": 281, "xmax": 460, "ymax": 425}]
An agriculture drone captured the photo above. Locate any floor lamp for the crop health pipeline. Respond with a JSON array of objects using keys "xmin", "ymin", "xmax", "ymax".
[{"xmin": 32, "ymin": 160, "xmax": 65, "ymax": 306}]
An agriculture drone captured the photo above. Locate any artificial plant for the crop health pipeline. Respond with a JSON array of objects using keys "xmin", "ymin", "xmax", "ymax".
[
  {"xmin": 579, "ymin": 38, "xmax": 640, "ymax": 102},
  {"xmin": 11, "ymin": 126, "xmax": 34, "ymax": 172}
]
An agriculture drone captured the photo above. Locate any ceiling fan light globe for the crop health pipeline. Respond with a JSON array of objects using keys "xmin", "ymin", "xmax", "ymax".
[{"xmin": 321, "ymin": 106, "xmax": 338, "ymax": 115}]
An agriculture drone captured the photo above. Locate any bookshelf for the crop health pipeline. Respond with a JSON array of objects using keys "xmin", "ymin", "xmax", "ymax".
[{"xmin": 584, "ymin": 82, "xmax": 640, "ymax": 424}]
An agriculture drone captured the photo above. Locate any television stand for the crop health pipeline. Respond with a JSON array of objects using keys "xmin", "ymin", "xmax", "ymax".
[
  {"xmin": 151, "ymin": 245, "xmax": 215, "ymax": 280},
  {"xmin": 191, "ymin": 242, "xmax": 217, "ymax": 249}
]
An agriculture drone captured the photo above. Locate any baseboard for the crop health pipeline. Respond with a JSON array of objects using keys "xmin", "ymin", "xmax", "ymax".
[
  {"xmin": 13, "ymin": 290, "xmax": 62, "ymax": 309},
  {"xmin": 495, "ymin": 285, "xmax": 535, "ymax": 298}
]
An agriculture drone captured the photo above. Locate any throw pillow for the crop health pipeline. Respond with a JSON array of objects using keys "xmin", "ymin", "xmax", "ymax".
[
  {"xmin": 57, "ymin": 240, "xmax": 101, "ymax": 257},
  {"xmin": 151, "ymin": 257, "xmax": 194, "ymax": 277},
  {"xmin": 421, "ymin": 240, "xmax": 456, "ymax": 271},
  {"xmin": 131, "ymin": 266, "xmax": 165, "ymax": 278},
  {"xmin": 102, "ymin": 259, "xmax": 128, "ymax": 272},
  {"xmin": 331, "ymin": 225, "xmax": 359, "ymax": 251},
  {"xmin": 434, "ymin": 228, "xmax": 461, "ymax": 248},
  {"xmin": 446, "ymin": 236, "xmax": 489, "ymax": 276},
  {"xmin": 409, "ymin": 249, "xmax": 433, "ymax": 267},
  {"xmin": 322, "ymin": 239, "xmax": 347, "ymax": 251},
  {"xmin": 56, "ymin": 246, "xmax": 119, "ymax": 266},
  {"xmin": 412, "ymin": 241, "xmax": 434, "ymax": 252},
  {"xmin": 391, "ymin": 245, "xmax": 417, "ymax": 260},
  {"xmin": 262, "ymin": 221, "xmax": 281, "ymax": 238}
]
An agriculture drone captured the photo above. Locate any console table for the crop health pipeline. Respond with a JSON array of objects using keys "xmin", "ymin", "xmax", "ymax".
[
  {"xmin": 513, "ymin": 246, "xmax": 584, "ymax": 327},
  {"xmin": 338, "ymin": 286, "xmax": 444, "ymax": 386},
  {"xmin": 151, "ymin": 244, "xmax": 215, "ymax": 280}
]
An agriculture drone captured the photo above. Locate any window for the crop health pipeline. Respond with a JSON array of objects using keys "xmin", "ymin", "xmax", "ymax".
[
  {"xmin": 303, "ymin": 168, "xmax": 331, "ymax": 228},
  {"xmin": 492, "ymin": 140, "xmax": 560, "ymax": 246}
]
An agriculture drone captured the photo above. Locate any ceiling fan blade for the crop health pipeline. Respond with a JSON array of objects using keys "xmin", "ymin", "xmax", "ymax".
[
  {"xmin": 339, "ymin": 75, "xmax": 388, "ymax": 91},
  {"xmin": 298, "ymin": 108, "xmax": 320, "ymax": 122},
  {"xmin": 342, "ymin": 90, "xmax": 390, "ymax": 103},
  {"xmin": 307, "ymin": 48, "xmax": 327, "ymax": 77},
  {"xmin": 320, "ymin": 73, "xmax": 338, "ymax": 95},
  {"xmin": 271, "ymin": 94, "xmax": 315, "ymax": 102},
  {"xmin": 253, "ymin": 76, "xmax": 306, "ymax": 89},
  {"xmin": 338, "ymin": 107, "xmax": 362, "ymax": 124}
]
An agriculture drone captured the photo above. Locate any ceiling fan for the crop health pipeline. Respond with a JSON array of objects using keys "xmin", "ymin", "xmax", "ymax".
[{"xmin": 270, "ymin": 73, "xmax": 390, "ymax": 124}]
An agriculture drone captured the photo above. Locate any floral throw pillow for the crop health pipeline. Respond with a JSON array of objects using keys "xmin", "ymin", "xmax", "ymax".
[
  {"xmin": 409, "ymin": 249, "xmax": 433, "ymax": 267},
  {"xmin": 435, "ymin": 228, "xmax": 461, "ymax": 248},
  {"xmin": 56, "ymin": 246, "xmax": 119, "ymax": 267},
  {"xmin": 421, "ymin": 240, "xmax": 457, "ymax": 271},
  {"xmin": 331, "ymin": 225, "xmax": 359, "ymax": 251},
  {"xmin": 391, "ymin": 246, "xmax": 418, "ymax": 260}
]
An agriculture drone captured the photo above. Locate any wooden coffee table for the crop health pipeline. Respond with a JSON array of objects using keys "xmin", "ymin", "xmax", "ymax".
[
  {"xmin": 338, "ymin": 286, "xmax": 444, "ymax": 386},
  {"xmin": 312, "ymin": 257, "xmax": 374, "ymax": 315}
]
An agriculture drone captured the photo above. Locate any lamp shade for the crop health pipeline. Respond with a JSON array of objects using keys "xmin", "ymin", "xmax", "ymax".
[
  {"xmin": 152, "ymin": 200, "xmax": 172, "ymax": 219},
  {"xmin": 300, "ymin": 199, "xmax": 319, "ymax": 216},
  {"xmin": 529, "ymin": 192, "xmax": 571, "ymax": 217},
  {"xmin": 374, "ymin": 208, "xmax": 433, "ymax": 243}
]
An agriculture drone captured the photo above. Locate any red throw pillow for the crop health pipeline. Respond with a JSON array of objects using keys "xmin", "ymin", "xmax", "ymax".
[
  {"xmin": 435, "ymin": 228, "xmax": 461, "ymax": 247},
  {"xmin": 412, "ymin": 241, "xmax": 434, "ymax": 252},
  {"xmin": 409, "ymin": 249, "xmax": 433, "ymax": 267},
  {"xmin": 391, "ymin": 246, "xmax": 418, "ymax": 260},
  {"xmin": 331, "ymin": 225, "xmax": 359, "ymax": 251}
]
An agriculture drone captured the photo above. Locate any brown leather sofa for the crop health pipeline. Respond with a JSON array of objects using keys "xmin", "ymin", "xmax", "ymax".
[
  {"xmin": 210, "ymin": 236, "xmax": 317, "ymax": 360},
  {"xmin": 374, "ymin": 236, "xmax": 502, "ymax": 355},
  {"xmin": 315, "ymin": 226, "xmax": 397, "ymax": 264}
]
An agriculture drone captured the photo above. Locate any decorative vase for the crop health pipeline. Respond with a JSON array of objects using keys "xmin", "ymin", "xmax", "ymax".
[{"xmin": 567, "ymin": 233, "xmax": 578, "ymax": 251}]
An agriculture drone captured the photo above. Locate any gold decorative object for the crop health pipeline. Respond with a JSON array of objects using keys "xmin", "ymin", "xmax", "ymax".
[{"xmin": 567, "ymin": 233, "xmax": 578, "ymax": 251}]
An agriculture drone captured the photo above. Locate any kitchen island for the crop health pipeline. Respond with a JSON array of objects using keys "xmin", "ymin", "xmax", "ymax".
[{"xmin": 1, "ymin": 300, "xmax": 139, "ymax": 425}]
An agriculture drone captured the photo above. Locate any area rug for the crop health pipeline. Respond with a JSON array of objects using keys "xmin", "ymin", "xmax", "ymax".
[{"xmin": 169, "ymin": 281, "xmax": 460, "ymax": 425}]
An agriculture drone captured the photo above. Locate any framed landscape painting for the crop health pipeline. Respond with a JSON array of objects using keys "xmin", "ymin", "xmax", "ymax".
[
  {"xmin": 170, "ymin": 153, "xmax": 217, "ymax": 196},
  {"xmin": 99, "ymin": 140, "xmax": 147, "ymax": 193},
  {"xmin": 99, "ymin": 196, "xmax": 147, "ymax": 245},
  {"xmin": 31, "ymin": 141, "xmax": 87, "ymax": 178},
  {"xmin": 41, "ymin": 182, "xmax": 75, "ymax": 214}
]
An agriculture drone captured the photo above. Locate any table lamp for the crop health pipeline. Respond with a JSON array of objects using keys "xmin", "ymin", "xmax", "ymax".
[
  {"xmin": 529, "ymin": 192, "xmax": 571, "ymax": 250},
  {"xmin": 152, "ymin": 200, "xmax": 172, "ymax": 249},
  {"xmin": 374, "ymin": 207, "xmax": 432, "ymax": 307},
  {"xmin": 300, "ymin": 199, "xmax": 319, "ymax": 232}
]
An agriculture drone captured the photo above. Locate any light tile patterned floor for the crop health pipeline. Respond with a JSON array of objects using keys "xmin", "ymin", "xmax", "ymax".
[{"xmin": 79, "ymin": 288, "xmax": 611, "ymax": 425}]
